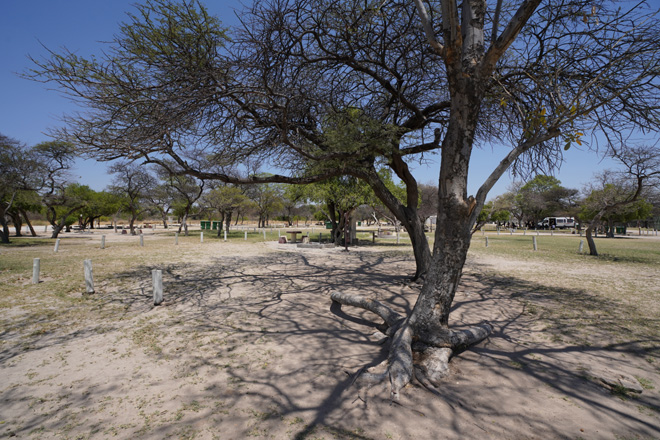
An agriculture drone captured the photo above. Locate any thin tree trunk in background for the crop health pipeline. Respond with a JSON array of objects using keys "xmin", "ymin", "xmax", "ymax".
[{"xmin": 20, "ymin": 209, "xmax": 37, "ymax": 237}]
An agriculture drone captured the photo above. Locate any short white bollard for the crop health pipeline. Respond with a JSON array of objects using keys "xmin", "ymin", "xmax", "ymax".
[
  {"xmin": 140, "ymin": 235, "xmax": 144, "ymax": 247},
  {"xmin": 263, "ymin": 230, "xmax": 266, "ymax": 240},
  {"xmin": 175, "ymin": 233, "xmax": 179, "ymax": 245},
  {"xmin": 578, "ymin": 240, "xmax": 584, "ymax": 253},
  {"xmin": 54, "ymin": 239, "xmax": 60, "ymax": 253},
  {"xmin": 485, "ymin": 237, "xmax": 489, "ymax": 248},
  {"xmin": 201, "ymin": 231, "xmax": 204, "ymax": 243},
  {"xmin": 32, "ymin": 258, "xmax": 40, "ymax": 284},
  {"xmin": 101, "ymin": 235, "xmax": 106, "ymax": 249},
  {"xmin": 152, "ymin": 269, "xmax": 163, "ymax": 306},
  {"xmin": 533, "ymin": 236, "xmax": 538, "ymax": 251},
  {"xmin": 244, "ymin": 230, "xmax": 247, "ymax": 241},
  {"xmin": 84, "ymin": 259, "xmax": 95, "ymax": 294}
]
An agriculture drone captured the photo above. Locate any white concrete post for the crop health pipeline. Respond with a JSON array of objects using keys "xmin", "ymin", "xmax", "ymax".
[
  {"xmin": 485, "ymin": 237, "xmax": 489, "ymax": 247},
  {"xmin": 32, "ymin": 258, "xmax": 40, "ymax": 284},
  {"xmin": 244, "ymin": 230, "xmax": 247, "ymax": 241},
  {"xmin": 153, "ymin": 269, "xmax": 163, "ymax": 306},
  {"xmin": 84, "ymin": 259, "xmax": 94, "ymax": 294},
  {"xmin": 175, "ymin": 233, "xmax": 179, "ymax": 245},
  {"xmin": 101, "ymin": 235, "xmax": 106, "ymax": 249},
  {"xmin": 533, "ymin": 236, "xmax": 538, "ymax": 251},
  {"xmin": 200, "ymin": 231, "xmax": 204, "ymax": 243},
  {"xmin": 54, "ymin": 239, "xmax": 60, "ymax": 253},
  {"xmin": 263, "ymin": 230, "xmax": 266, "ymax": 240},
  {"xmin": 579, "ymin": 240, "xmax": 584, "ymax": 253},
  {"xmin": 140, "ymin": 235, "xmax": 144, "ymax": 247}
]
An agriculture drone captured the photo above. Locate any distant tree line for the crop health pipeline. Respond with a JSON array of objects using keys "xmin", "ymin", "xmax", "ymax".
[{"xmin": 2, "ymin": 133, "xmax": 447, "ymax": 244}]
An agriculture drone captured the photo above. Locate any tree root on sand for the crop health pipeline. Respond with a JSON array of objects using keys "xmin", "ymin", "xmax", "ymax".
[{"xmin": 331, "ymin": 291, "xmax": 493, "ymax": 400}]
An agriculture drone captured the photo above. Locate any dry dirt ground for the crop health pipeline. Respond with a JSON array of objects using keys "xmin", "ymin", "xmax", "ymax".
[{"xmin": 1, "ymin": 231, "xmax": 659, "ymax": 439}]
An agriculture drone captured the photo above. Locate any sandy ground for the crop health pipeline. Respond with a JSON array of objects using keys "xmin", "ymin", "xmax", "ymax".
[{"xmin": 1, "ymin": 231, "xmax": 659, "ymax": 439}]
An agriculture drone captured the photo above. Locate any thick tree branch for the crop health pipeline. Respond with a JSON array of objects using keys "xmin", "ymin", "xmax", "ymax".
[{"xmin": 412, "ymin": 0, "xmax": 444, "ymax": 56}]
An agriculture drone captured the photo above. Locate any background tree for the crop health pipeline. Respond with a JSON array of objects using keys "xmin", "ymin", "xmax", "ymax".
[
  {"xmin": 30, "ymin": 0, "xmax": 660, "ymax": 398},
  {"xmin": 244, "ymin": 181, "xmax": 283, "ymax": 228},
  {"xmin": 156, "ymin": 167, "xmax": 205, "ymax": 236},
  {"xmin": 305, "ymin": 176, "xmax": 375, "ymax": 245},
  {"xmin": 280, "ymin": 185, "xmax": 306, "ymax": 227},
  {"xmin": 418, "ymin": 184, "xmax": 439, "ymax": 230},
  {"xmin": 203, "ymin": 184, "xmax": 250, "ymax": 235},
  {"xmin": 143, "ymin": 178, "xmax": 177, "ymax": 229},
  {"xmin": 0, "ymin": 135, "xmax": 42, "ymax": 243},
  {"xmin": 42, "ymin": 183, "xmax": 95, "ymax": 238},
  {"xmin": 32, "ymin": 141, "xmax": 88, "ymax": 238},
  {"xmin": 109, "ymin": 162, "xmax": 154, "ymax": 235},
  {"xmin": 80, "ymin": 190, "xmax": 126, "ymax": 229},
  {"xmin": 5, "ymin": 190, "xmax": 42, "ymax": 237},
  {"xmin": 515, "ymin": 175, "xmax": 577, "ymax": 227},
  {"xmin": 580, "ymin": 145, "xmax": 660, "ymax": 255}
]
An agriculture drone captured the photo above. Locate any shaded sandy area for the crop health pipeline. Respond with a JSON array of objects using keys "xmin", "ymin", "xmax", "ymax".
[{"xmin": 1, "ymin": 233, "xmax": 659, "ymax": 439}]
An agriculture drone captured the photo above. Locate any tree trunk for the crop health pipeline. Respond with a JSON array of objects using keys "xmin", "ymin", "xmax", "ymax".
[
  {"xmin": 51, "ymin": 224, "xmax": 64, "ymax": 239},
  {"xmin": 607, "ymin": 218, "xmax": 615, "ymax": 238},
  {"xmin": 585, "ymin": 223, "xmax": 598, "ymax": 256},
  {"xmin": 0, "ymin": 215, "xmax": 10, "ymax": 243},
  {"xmin": 398, "ymin": 209, "xmax": 431, "ymax": 280},
  {"xmin": 225, "ymin": 211, "xmax": 232, "ymax": 233},
  {"xmin": 20, "ymin": 209, "xmax": 37, "ymax": 237},
  {"xmin": 217, "ymin": 212, "xmax": 226, "ymax": 237},
  {"xmin": 10, "ymin": 212, "xmax": 23, "ymax": 237}
]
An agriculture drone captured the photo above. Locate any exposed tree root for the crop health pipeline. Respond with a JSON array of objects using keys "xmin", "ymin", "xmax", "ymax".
[
  {"xmin": 329, "ymin": 291, "xmax": 404, "ymax": 328},
  {"xmin": 331, "ymin": 291, "xmax": 493, "ymax": 399}
]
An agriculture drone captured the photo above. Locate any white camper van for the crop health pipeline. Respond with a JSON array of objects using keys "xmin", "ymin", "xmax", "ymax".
[{"xmin": 540, "ymin": 217, "xmax": 576, "ymax": 229}]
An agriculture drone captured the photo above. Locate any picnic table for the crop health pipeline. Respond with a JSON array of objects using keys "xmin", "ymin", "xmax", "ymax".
[{"xmin": 286, "ymin": 230, "xmax": 303, "ymax": 243}]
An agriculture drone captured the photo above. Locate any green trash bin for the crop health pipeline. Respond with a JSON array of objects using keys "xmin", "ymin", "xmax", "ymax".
[
  {"xmin": 201, "ymin": 221, "xmax": 211, "ymax": 230},
  {"xmin": 212, "ymin": 221, "xmax": 220, "ymax": 230},
  {"xmin": 615, "ymin": 226, "xmax": 626, "ymax": 235},
  {"xmin": 325, "ymin": 221, "xmax": 333, "ymax": 229}
]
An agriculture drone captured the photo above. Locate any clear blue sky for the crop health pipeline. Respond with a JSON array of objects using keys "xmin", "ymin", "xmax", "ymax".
[{"xmin": 1, "ymin": 1, "xmax": 622, "ymax": 198}]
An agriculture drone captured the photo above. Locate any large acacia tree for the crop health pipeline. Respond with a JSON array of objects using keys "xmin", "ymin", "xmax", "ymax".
[{"xmin": 31, "ymin": 0, "xmax": 660, "ymax": 397}]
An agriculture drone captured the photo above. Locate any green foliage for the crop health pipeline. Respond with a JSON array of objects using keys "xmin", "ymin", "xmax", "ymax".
[
  {"xmin": 304, "ymin": 176, "xmax": 373, "ymax": 215},
  {"xmin": 514, "ymin": 175, "xmax": 576, "ymax": 224},
  {"xmin": 580, "ymin": 184, "xmax": 653, "ymax": 223}
]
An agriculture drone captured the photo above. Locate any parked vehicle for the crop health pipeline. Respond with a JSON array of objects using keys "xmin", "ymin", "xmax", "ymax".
[{"xmin": 539, "ymin": 217, "xmax": 577, "ymax": 229}]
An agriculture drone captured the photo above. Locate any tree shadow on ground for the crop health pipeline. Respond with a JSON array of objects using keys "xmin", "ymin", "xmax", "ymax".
[{"xmin": 3, "ymin": 249, "xmax": 659, "ymax": 439}]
